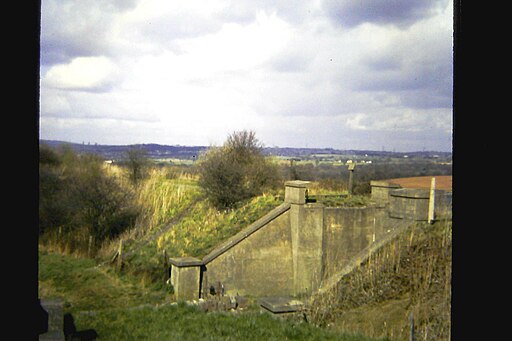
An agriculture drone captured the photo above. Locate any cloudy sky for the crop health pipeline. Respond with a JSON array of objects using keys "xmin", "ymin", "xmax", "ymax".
[{"xmin": 39, "ymin": 0, "xmax": 453, "ymax": 152}]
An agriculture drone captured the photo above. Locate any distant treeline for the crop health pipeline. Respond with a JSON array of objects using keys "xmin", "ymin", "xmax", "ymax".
[
  {"xmin": 40, "ymin": 140, "xmax": 452, "ymax": 162},
  {"xmin": 284, "ymin": 160, "xmax": 452, "ymax": 195}
]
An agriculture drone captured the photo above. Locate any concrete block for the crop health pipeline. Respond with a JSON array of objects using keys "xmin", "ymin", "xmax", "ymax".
[
  {"xmin": 259, "ymin": 296, "xmax": 304, "ymax": 313},
  {"xmin": 39, "ymin": 298, "xmax": 65, "ymax": 341},
  {"xmin": 285, "ymin": 181, "xmax": 310, "ymax": 204},
  {"xmin": 169, "ymin": 257, "xmax": 202, "ymax": 301}
]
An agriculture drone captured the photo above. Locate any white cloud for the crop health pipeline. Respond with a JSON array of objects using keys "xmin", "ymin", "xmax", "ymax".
[
  {"xmin": 39, "ymin": 0, "xmax": 454, "ymax": 152},
  {"xmin": 42, "ymin": 56, "xmax": 121, "ymax": 92}
]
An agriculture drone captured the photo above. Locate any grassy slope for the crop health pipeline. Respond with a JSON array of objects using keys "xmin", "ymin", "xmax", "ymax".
[
  {"xmin": 38, "ymin": 249, "xmax": 387, "ymax": 341},
  {"xmin": 96, "ymin": 168, "xmax": 284, "ymax": 284},
  {"xmin": 309, "ymin": 220, "xmax": 452, "ymax": 341}
]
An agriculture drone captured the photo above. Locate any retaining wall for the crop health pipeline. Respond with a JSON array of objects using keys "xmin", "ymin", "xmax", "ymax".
[{"xmin": 169, "ymin": 179, "xmax": 451, "ymax": 300}]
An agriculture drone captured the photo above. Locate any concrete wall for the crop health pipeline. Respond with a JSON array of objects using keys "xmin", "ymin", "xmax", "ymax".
[
  {"xmin": 203, "ymin": 210, "xmax": 293, "ymax": 297},
  {"xmin": 168, "ymin": 180, "xmax": 451, "ymax": 300},
  {"xmin": 370, "ymin": 180, "xmax": 401, "ymax": 204},
  {"xmin": 388, "ymin": 188, "xmax": 452, "ymax": 221},
  {"xmin": 388, "ymin": 188, "xmax": 430, "ymax": 220},
  {"xmin": 291, "ymin": 203, "xmax": 324, "ymax": 295},
  {"xmin": 371, "ymin": 180, "xmax": 453, "ymax": 222},
  {"xmin": 322, "ymin": 206, "xmax": 388, "ymax": 279}
]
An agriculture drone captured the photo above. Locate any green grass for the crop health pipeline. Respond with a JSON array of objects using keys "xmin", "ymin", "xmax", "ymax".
[
  {"xmin": 39, "ymin": 249, "xmax": 388, "ymax": 341},
  {"xmin": 75, "ymin": 303, "xmax": 387, "ymax": 341},
  {"xmin": 158, "ymin": 193, "xmax": 283, "ymax": 258},
  {"xmin": 38, "ymin": 249, "xmax": 171, "ymax": 312}
]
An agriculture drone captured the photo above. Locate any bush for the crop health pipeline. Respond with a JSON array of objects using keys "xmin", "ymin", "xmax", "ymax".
[
  {"xmin": 197, "ymin": 131, "xmax": 281, "ymax": 209},
  {"xmin": 39, "ymin": 144, "xmax": 138, "ymax": 254}
]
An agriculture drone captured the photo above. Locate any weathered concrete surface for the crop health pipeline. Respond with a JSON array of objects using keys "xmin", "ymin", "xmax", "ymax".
[
  {"xmin": 169, "ymin": 257, "xmax": 202, "ymax": 301},
  {"xmin": 167, "ymin": 179, "xmax": 451, "ymax": 300},
  {"xmin": 203, "ymin": 209, "xmax": 294, "ymax": 297},
  {"xmin": 371, "ymin": 177, "xmax": 452, "ymax": 221},
  {"xmin": 39, "ymin": 298, "xmax": 65, "ymax": 341},
  {"xmin": 322, "ymin": 206, "xmax": 388, "ymax": 279},
  {"xmin": 388, "ymin": 188, "xmax": 452, "ymax": 221},
  {"xmin": 291, "ymin": 203, "xmax": 324, "ymax": 295},
  {"xmin": 389, "ymin": 188, "xmax": 430, "ymax": 220},
  {"xmin": 370, "ymin": 180, "xmax": 401, "ymax": 205},
  {"xmin": 284, "ymin": 180, "xmax": 310, "ymax": 204},
  {"xmin": 260, "ymin": 296, "xmax": 304, "ymax": 313}
]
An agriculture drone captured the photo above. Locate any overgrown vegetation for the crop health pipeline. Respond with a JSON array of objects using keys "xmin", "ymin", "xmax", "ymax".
[
  {"xmin": 309, "ymin": 220, "xmax": 452, "ymax": 341},
  {"xmin": 197, "ymin": 130, "xmax": 281, "ymax": 209},
  {"xmin": 39, "ymin": 144, "xmax": 139, "ymax": 255}
]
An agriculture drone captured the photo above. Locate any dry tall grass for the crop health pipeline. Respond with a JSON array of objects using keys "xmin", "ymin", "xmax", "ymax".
[
  {"xmin": 133, "ymin": 168, "xmax": 200, "ymax": 230},
  {"xmin": 96, "ymin": 166, "xmax": 200, "ymax": 258},
  {"xmin": 309, "ymin": 220, "xmax": 452, "ymax": 341}
]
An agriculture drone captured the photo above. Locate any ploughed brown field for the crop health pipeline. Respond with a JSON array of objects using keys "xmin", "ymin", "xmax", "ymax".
[{"xmin": 386, "ymin": 175, "xmax": 452, "ymax": 191}]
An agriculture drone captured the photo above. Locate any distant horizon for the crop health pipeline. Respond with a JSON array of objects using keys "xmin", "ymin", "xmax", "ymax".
[{"xmin": 39, "ymin": 138, "xmax": 452, "ymax": 154}]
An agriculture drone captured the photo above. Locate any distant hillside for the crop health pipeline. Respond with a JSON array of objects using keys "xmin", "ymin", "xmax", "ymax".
[
  {"xmin": 40, "ymin": 140, "xmax": 209, "ymax": 161},
  {"xmin": 39, "ymin": 140, "xmax": 452, "ymax": 160},
  {"xmin": 40, "ymin": 140, "xmax": 452, "ymax": 161}
]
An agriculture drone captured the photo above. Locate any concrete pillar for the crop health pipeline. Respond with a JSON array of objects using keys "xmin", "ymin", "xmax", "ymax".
[
  {"xmin": 169, "ymin": 257, "xmax": 202, "ymax": 301},
  {"xmin": 39, "ymin": 298, "xmax": 65, "ymax": 341},
  {"xmin": 285, "ymin": 180, "xmax": 310, "ymax": 204},
  {"xmin": 285, "ymin": 181, "xmax": 323, "ymax": 296}
]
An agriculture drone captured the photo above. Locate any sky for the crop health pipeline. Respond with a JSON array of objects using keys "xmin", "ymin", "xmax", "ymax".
[{"xmin": 39, "ymin": 0, "xmax": 454, "ymax": 152}]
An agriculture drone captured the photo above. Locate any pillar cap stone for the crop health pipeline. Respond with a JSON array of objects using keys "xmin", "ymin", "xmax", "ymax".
[
  {"xmin": 169, "ymin": 257, "xmax": 203, "ymax": 267},
  {"xmin": 285, "ymin": 180, "xmax": 310, "ymax": 188}
]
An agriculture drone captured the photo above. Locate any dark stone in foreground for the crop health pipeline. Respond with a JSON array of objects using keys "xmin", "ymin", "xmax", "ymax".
[{"xmin": 259, "ymin": 296, "xmax": 304, "ymax": 313}]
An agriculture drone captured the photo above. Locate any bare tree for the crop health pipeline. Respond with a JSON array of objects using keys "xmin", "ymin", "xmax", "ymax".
[
  {"xmin": 198, "ymin": 130, "xmax": 280, "ymax": 209},
  {"xmin": 124, "ymin": 146, "xmax": 149, "ymax": 185}
]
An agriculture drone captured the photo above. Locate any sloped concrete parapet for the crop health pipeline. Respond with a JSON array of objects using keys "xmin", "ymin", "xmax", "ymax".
[{"xmin": 202, "ymin": 203, "xmax": 292, "ymax": 265}]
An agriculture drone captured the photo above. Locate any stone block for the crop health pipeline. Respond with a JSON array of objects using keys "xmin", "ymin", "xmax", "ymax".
[
  {"xmin": 169, "ymin": 257, "xmax": 202, "ymax": 301},
  {"xmin": 39, "ymin": 298, "xmax": 65, "ymax": 341},
  {"xmin": 285, "ymin": 180, "xmax": 310, "ymax": 204},
  {"xmin": 259, "ymin": 296, "xmax": 304, "ymax": 313}
]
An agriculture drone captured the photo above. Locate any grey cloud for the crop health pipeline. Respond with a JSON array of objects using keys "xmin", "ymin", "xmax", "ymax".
[
  {"xmin": 348, "ymin": 67, "xmax": 452, "ymax": 110},
  {"xmin": 108, "ymin": 0, "xmax": 139, "ymax": 12},
  {"xmin": 322, "ymin": 0, "xmax": 448, "ymax": 28},
  {"xmin": 219, "ymin": 0, "xmax": 318, "ymax": 25},
  {"xmin": 40, "ymin": 0, "xmax": 139, "ymax": 66},
  {"xmin": 134, "ymin": 13, "xmax": 223, "ymax": 47},
  {"xmin": 267, "ymin": 52, "xmax": 314, "ymax": 73},
  {"xmin": 347, "ymin": 33, "xmax": 453, "ymax": 109}
]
